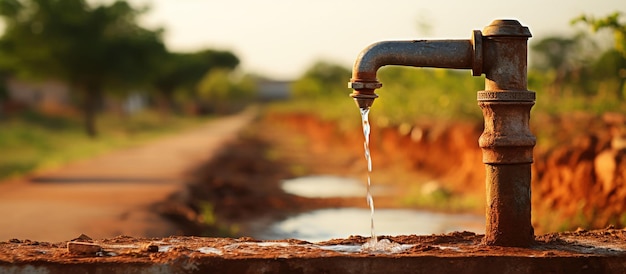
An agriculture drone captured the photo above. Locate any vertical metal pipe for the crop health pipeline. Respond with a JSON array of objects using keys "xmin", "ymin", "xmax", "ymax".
[{"xmin": 478, "ymin": 20, "xmax": 535, "ymax": 247}]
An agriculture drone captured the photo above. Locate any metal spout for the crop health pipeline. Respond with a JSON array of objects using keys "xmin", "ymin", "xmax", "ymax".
[
  {"xmin": 350, "ymin": 92, "xmax": 378, "ymax": 109},
  {"xmin": 348, "ymin": 82, "xmax": 381, "ymax": 108},
  {"xmin": 348, "ymin": 37, "xmax": 483, "ymax": 104}
]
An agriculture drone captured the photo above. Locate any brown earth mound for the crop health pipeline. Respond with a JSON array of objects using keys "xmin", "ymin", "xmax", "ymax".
[{"xmin": 266, "ymin": 112, "xmax": 626, "ymax": 233}]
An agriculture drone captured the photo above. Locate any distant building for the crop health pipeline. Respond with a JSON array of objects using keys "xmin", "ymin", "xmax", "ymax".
[
  {"xmin": 256, "ymin": 80, "xmax": 291, "ymax": 101},
  {"xmin": 5, "ymin": 78, "xmax": 71, "ymax": 114},
  {"xmin": 4, "ymin": 78, "xmax": 146, "ymax": 115}
]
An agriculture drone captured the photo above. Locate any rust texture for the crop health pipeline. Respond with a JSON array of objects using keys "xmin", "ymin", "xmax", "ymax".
[
  {"xmin": 348, "ymin": 19, "xmax": 535, "ymax": 247},
  {"xmin": 348, "ymin": 39, "xmax": 475, "ymax": 109},
  {"xmin": 478, "ymin": 19, "xmax": 535, "ymax": 247}
]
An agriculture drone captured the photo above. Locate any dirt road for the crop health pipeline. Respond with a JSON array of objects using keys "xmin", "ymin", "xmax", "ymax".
[{"xmin": 0, "ymin": 109, "xmax": 256, "ymax": 242}]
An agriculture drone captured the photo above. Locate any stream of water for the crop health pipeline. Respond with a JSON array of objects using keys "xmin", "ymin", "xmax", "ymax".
[
  {"xmin": 360, "ymin": 107, "xmax": 377, "ymax": 244},
  {"xmin": 359, "ymin": 107, "xmax": 404, "ymax": 252}
]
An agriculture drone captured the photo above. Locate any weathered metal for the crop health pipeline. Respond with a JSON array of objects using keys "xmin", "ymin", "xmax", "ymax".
[
  {"xmin": 349, "ymin": 33, "xmax": 484, "ymax": 109},
  {"xmin": 478, "ymin": 19, "xmax": 534, "ymax": 247},
  {"xmin": 348, "ymin": 19, "xmax": 535, "ymax": 247}
]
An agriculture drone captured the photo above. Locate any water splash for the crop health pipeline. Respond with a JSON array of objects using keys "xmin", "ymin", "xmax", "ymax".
[
  {"xmin": 362, "ymin": 238, "xmax": 406, "ymax": 253},
  {"xmin": 360, "ymin": 107, "xmax": 377, "ymax": 245}
]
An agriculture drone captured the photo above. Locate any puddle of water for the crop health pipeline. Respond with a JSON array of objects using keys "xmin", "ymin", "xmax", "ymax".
[
  {"xmin": 254, "ymin": 207, "xmax": 484, "ymax": 243},
  {"xmin": 197, "ymin": 247, "xmax": 223, "ymax": 255},
  {"xmin": 281, "ymin": 176, "xmax": 366, "ymax": 198},
  {"xmin": 158, "ymin": 245, "xmax": 172, "ymax": 252},
  {"xmin": 317, "ymin": 244, "xmax": 363, "ymax": 253},
  {"xmin": 317, "ymin": 241, "xmax": 414, "ymax": 254}
]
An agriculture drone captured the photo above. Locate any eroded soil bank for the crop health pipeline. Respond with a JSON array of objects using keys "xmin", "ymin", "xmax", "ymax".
[{"xmin": 256, "ymin": 111, "xmax": 626, "ymax": 233}]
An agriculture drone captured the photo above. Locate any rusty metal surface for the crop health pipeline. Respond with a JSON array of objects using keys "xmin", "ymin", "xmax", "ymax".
[
  {"xmin": 483, "ymin": 164, "xmax": 534, "ymax": 247},
  {"xmin": 349, "ymin": 89, "xmax": 379, "ymax": 109},
  {"xmin": 478, "ymin": 101, "xmax": 536, "ymax": 164},
  {"xmin": 350, "ymin": 40, "xmax": 473, "ymax": 83},
  {"xmin": 482, "ymin": 19, "xmax": 532, "ymax": 37},
  {"xmin": 471, "ymin": 30, "xmax": 484, "ymax": 76},
  {"xmin": 347, "ymin": 19, "xmax": 536, "ymax": 247},
  {"xmin": 477, "ymin": 20, "xmax": 535, "ymax": 247}
]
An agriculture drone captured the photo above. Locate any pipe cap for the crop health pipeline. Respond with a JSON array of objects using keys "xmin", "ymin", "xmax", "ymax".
[{"xmin": 483, "ymin": 19, "xmax": 531, "ymax": 38}]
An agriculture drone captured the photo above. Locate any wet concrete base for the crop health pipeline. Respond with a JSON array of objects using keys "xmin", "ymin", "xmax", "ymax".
[{"xmin": 2, "ymin": 229, "xmax": 625, "ymax": 273}]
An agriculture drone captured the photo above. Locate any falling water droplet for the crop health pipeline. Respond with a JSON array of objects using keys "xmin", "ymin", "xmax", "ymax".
[{"xmin": 359, "ymin": 107, "xmax": 377, "ymax": 245}]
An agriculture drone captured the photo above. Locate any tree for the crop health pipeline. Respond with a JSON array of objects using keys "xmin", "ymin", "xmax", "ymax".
[
  {"xmin": 531, "ymin": 36, "xmax": 581, "ymax": 73},
  {"xmin": 573, "ymin": 12, "xmax": 626, "ymax": 99},
  {"xmin": 153, "ymin": 49, "xmax": 239, "ymax": 114},
  {"xmin": 196, "ymin": 69, "xmax": 256, "ymax": 114},
  {"xmin": 0, "ymin": 0, "xmax": 165, "ymax": 137},
  {"xmin": 291, "ymin": 61, "xmax": 351, "ymax": 99},
  {"xmin": 531, "ymin": 35, "xmax": 586, "ymax": 95}
]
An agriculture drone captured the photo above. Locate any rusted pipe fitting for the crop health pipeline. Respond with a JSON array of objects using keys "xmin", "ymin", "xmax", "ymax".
[
  {"xmin": 478, "ymin": 19, "xmax": 535, "ymax": 247},
  {"xmin": 350, "ymin": 40, "xmax": 474, "ymax": 83},
  {"xmin": 349, "ymin": 86, "xmax": 380, "ymax": 109},
  {"xmin": 348, "ymin": 38, "xmax": 484, "ymax": 108}
]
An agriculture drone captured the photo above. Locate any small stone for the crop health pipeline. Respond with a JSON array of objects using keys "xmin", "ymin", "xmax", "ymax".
[
  {"xmin": 67, "ymin": 241, "xmax": 102, "ymax": 255},
  {"xmin": 71, "ymin": 234, "xmax": 93, "ymax": 242}
]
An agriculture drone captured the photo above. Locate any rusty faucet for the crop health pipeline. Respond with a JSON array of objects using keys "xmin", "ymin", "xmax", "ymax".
[{"xmin": 348, "ymin": 19, "xmax": 535, "ymax": 247}]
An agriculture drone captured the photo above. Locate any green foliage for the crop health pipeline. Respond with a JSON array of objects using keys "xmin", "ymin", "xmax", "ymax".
[
  {"xmin": 197, "ymin": 69, "xmax": 233, "ymax": 101},
  {"xmin": 374, "ymin": 67, "xmax": 483, "ymax": 125},
  {"xmin": 280, "ymin": 61, "xmax": 484, "ymax": 128},
  {"xmin": 198, "ymin": 201, "xmax": 239, "ymax": 237},
  {"xmin": 572, "ymin": 12, "xmax": 626, "ymax": 57},
  {"xmin": 196, "ymin": 69, "xmax": 257, "ymax": 112},
  {"xmin": 0, "ymin": 0, "xmax": 165, "ymax": 86},
  {"xmin": 0, "ymin": 0, "xmax": 166, "ymax": 136},
  {"xmin": 291, "ymin": 61, "xmax": 351, "ymax": 99},
  {"xmin": 279, "ymin": 12, "xmax": 626, "ymax": 130},
  {"xmin": 400, "ymin": 183, "xmax": 480, "ymax": 212},
  {"xmin": 571, "ymin": 11, "xmax": 626, "ymax": 100},
  {"xmin": 154, "ymin": 49, "xmax": 240, "ymax": 96},
  {"xmin": 530, "ymin": 34, "xmax": 590, "ymax": 73}
]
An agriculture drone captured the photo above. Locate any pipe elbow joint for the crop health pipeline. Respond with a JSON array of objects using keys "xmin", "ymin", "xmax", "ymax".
[{"xmin": 349, "ymin": 37, "xmax": 481, "ymax": 87}]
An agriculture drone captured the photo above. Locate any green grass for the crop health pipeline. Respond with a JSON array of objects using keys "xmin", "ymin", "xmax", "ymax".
[
  {"xmin": 199, "ymin": 201, "xmax": 240, "ymax": 237},
  {"xmin": 0, "ymin": 110, "xmax": 210, "ymax": 181},
  {"xmin": 399, "ymin": 184, "xmax": 482, "ymax": 213}
]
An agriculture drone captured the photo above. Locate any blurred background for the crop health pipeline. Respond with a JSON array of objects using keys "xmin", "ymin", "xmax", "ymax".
[{"xmin": 1, "ymin": 0, "xmax": 625, "ymax": 240}]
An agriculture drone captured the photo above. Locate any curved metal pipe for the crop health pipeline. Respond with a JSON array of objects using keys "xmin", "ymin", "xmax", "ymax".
[
  {"xmin": 350, "ymin": 40, "xmax": 474, "ymax": 82},
  {"xmin": 349, "ymin": 40, "xmax": 474, "ymax": 108}
]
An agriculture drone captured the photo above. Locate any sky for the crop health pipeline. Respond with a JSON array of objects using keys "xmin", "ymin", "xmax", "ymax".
[{"xmin": 135, "ymin": 0, "xmax": 625, "ymax": 80}]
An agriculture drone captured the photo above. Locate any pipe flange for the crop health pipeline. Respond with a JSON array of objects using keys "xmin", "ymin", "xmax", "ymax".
[
  {"xmin": 348, "ymin": 81, "xmax": 382, "ymax": 90},
  {"xmin": 477, "ymin": 90, "xmax": 535, "ymax": 102}
]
